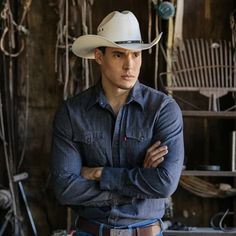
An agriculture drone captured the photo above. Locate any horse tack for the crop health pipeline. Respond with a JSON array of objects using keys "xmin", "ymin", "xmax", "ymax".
[
  {"xmin": 0, "ymin": 0, "xmax": 31, "ymax": 57},
  {"xmin": 0, "ymin": 1, "xmax": 32, "ymax": 235},
  {"xmin": 55, "ymin": 0, "xmax": 94, "ymax": 99}
]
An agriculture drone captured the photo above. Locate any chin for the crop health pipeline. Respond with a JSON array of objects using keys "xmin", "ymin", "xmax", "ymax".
[{"xmin": 118, "ymin": 82, "xmax": 135, "ymax": 90}]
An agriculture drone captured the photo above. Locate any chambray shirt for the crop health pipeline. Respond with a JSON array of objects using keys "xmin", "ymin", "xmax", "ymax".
[{"xmin": 51, "ymin": 81, "xmax": 184, "ymax": 227}]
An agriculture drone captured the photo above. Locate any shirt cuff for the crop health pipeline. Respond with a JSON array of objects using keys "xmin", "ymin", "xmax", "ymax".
[{"xmin": 100, "ymin": 167, "xmax": 124, "ymax": 191}]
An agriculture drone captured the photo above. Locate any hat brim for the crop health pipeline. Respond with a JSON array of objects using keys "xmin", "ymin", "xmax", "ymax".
[{"xmin": 72, "ymin": 33, "xmax": 163, "ymax": 59}]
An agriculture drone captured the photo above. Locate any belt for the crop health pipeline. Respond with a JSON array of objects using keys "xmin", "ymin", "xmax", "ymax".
[{"xmin": 77, "ymin": 218, "xmax": 161, "ymax": 236}]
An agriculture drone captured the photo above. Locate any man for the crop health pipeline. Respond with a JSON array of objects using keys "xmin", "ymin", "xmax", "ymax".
[{"xmin": 51, "ymin": 10, "xmax": 184, "ymax": 236}]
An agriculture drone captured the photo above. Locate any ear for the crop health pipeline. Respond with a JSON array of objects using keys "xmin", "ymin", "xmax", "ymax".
[{"xmin": 94, "ymin": 48, "xmax": 103, "ymax": 65}]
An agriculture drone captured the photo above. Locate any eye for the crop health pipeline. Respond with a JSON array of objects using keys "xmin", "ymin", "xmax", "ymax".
[
  {"xmin": 133, "ymin": 52, "xmax": 141, "ymax": 58},
  {"xmin": 114, "ymin": 52, "xmax": 122, "ymax": 58}
]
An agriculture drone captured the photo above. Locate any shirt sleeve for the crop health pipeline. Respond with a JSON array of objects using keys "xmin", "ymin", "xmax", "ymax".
[
  {"xmin": 100, "ymin": 99, "xmax": 184, "ymax": 199},
  {"xmin": 51, "ymin": 102, "xmax": 114, "ymax": 207}
]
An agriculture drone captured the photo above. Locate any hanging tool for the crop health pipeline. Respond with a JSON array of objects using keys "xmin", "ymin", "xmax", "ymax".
[
  {"xmin": 13, "ymin": 172, "xmax": 38, "ymax": 236},
  {"xmin": 0, "ymin": 0, "xmax": 32, "ymax": 235},
  {"xmin": 18, "ymin": 182, "xmax": 38, "ymax": 236}
]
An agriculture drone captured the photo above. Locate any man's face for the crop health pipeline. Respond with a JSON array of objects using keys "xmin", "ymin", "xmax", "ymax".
[{"xmin": 95, "ymin": 47, "xmax": 142, "ymax": 91}]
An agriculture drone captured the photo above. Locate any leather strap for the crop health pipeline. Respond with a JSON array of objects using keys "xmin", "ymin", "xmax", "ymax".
[{"xmin": 77, "ymin": 218, "xmax": 161, "ymax": 236}]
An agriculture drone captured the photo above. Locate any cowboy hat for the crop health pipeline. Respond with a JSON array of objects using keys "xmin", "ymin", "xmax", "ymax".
[{"xmin": 72, "ymin": 10, "xmax": 162, "ymax": 59}]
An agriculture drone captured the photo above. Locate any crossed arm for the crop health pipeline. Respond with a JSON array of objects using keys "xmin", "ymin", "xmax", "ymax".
[
  {"xmin": 81, "ymin": 141, "xmax": 168, "ymax": 181},
  {"xmin": 51, "ymin": 100, "xmax": 184, "ymax": 206}
]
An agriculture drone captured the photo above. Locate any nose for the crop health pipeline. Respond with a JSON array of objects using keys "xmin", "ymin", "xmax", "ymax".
[{"xmin": 123, "ymin": 55, "xmax": 133, "ymax": 70}]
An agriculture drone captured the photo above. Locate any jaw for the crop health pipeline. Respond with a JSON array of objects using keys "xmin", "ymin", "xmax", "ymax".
[{"xmin": 103, "ymin": 75, "xmax": 137, "ymax": 92}]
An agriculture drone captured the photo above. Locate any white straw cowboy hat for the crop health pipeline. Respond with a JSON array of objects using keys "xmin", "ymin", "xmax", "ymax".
[{"xmin": 72, "ymin": 10, "xmax": 162, "ymax": 59}]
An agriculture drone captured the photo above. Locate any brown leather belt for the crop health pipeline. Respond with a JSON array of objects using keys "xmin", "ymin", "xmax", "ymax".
[{"xmin": 77, "ymin": 218, "xmax": 161, "ymax": 236}]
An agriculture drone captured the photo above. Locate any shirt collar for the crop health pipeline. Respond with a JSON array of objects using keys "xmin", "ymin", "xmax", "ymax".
[
  {"xmin": 126, "ymin": 81, "xmax": 144, "ymax": 110},
  {"xmin": 86, "ymin": 81, "xmax": 107, "ymax": 111},
  {"xmin": 86, "ymin": 80, "xmax": 144, "ymax": 111}
]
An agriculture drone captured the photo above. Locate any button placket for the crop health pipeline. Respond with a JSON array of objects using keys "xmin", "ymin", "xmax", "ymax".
[{"xmin": 111, "ymin": 107, "xmax": 125, "ymax": 167}]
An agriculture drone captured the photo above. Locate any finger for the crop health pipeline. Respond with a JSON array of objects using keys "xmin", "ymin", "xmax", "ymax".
[
  {"xmin": 146, "ymin": 141, "xmax": 161, "ymax": 154},
  {"xmin": 147, "ymin": 156, "xmax": 165, "ymax": 168},
  {"xmin": 144, "ymin": 149, "xmax": 168, "ymax": 164},
  {"xmin": 144, "ymin": 155, "xmax": 165, "ymax": 168},
  {"xmin": 144, "ymin": 149, "xmax": 168, "ymax": 168},
  {"xmin": 81, "ymin": 167, "xmax": 88, "ymax": 178},
  {"xmin": 144, "ymin": 156, "xmax": 164, "ymax": 168},
  {"xmin": 81, "ymin": 167, "xmax": 93, "ymax": 177},
  {"xmin": 144, "ymin": 146, "xmax": 168, "ymax": 164},
  {"xmin": 148, "ymin": 145, "xmax": 168, "ymax": 157}
]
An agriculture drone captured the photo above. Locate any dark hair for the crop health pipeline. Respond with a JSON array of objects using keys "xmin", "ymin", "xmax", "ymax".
[{"xmin": 98, "ymin": 47, "xmax": 106, "ymax": 54}]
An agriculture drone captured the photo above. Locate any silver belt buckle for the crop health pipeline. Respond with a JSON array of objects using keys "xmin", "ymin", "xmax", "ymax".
[{"xmin": 110, "ymin": 228, "xmax": 134, "ymax": 236}]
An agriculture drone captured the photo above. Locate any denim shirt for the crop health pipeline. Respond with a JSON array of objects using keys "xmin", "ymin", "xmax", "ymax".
[{"xmin": 51, "ymin": 81, "xmax": 184, "ymax": 227}]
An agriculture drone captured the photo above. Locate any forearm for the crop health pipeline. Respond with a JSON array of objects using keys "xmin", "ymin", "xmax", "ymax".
[
  {"xmin": 82, "ymin": 131, "xmax": 183, "ymax": 199},
  {"xmin": 51, "ymin": 144, "xmax": 113, "ymax": 207},
  {"xmin": 100, "ymin": 103, "xmax": 184, "ymax": 199},
  {"xmin": 52, "ymin": 171, "xmax": 114, "ymax": 207},
  {"xmin": 100, "ymin": 153, "xmax": 183, "ymax": 199}
]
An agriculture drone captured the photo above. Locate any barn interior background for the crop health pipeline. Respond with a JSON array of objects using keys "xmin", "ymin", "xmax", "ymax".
[{"xmin": 0, "ymin": 0, "xmax": 236, "ymax": 235}]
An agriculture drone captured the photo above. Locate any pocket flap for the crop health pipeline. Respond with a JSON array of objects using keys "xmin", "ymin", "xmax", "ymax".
[
  {"xmin": 73, "ymin": 131, "xmax": 104, "ymax": 144},
  {"xmin": 125, "ymin": 129, "xmax": 151, "ymax": 141}
]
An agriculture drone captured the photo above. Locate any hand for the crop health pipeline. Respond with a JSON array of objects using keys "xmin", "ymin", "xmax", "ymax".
[
  {"xmin": 81, "ymin": 167, "xmax": 103, "ymax": 181},
  {"xmin": 143, "ymin": 141, "xmax": 168, "ymax": 168}
]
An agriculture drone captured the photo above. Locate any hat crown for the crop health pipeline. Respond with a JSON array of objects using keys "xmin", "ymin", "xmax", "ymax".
[{"xmin": 97, "ymin": 11, "xmax": 142, "ymax": 42}]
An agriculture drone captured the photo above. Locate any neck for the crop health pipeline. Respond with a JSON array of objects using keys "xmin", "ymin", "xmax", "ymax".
[
  {"xmin": 107, "ymin": 89, "xmax": 130, "ymax": 115},
  {"xmin": 102, "ymin": 82, "xmax": 131, "ymax": 115}
]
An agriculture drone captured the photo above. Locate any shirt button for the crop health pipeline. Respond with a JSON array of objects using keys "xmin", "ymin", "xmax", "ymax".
[{"xmin": 140, "ymin": 136, "xmax": 144, "ymax": 141}]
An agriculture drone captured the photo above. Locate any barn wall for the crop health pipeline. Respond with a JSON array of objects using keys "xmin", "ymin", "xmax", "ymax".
[{"xmin": 0, "ymin": 0, "xmax": 235, "ymax": 235}]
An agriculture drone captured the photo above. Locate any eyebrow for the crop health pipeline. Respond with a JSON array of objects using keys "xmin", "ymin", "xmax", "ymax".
[
  {"xmin": 112, "ymin": 50, "xmax": 125, "ymax": 54},
  {"xmin": 111, "ymin": 50, "xmax": 141, "ymax": 55}
]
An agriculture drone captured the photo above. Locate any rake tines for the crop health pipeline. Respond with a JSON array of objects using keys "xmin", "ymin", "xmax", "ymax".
[{"xmin": 163, "ymin": 38, "xmax": 236, "ymax": 111}]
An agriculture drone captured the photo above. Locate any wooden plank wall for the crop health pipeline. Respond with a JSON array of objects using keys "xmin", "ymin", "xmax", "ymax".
[{"xmin": 173, "ymin": 0, "xmax": 236, "ymax": 228}]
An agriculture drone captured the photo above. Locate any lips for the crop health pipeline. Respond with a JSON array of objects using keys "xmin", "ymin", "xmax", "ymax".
[{"xmin": 121, "ymin": 75, "xmax": 135, "ymax": 80}]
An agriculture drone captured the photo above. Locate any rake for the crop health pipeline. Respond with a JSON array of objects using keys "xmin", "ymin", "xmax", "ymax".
[{"xmin": 160, "ymin": 39, "xmax": 236, "ymax": 111}]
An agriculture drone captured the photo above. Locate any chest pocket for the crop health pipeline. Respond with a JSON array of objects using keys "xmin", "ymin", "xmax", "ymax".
[
  {"xmin": 124, "ymin": 129, "xmax": 152, "ymax": 167},
  {"xmin": 73, "ymin": 131, "xmax": 107, "ymax": 166},
  {"xmin": 77, "ymin": 131, "xmax": 104, "ymax": 144}
]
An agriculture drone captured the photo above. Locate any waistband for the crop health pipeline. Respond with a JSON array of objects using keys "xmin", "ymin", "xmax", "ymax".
[{"xmin": 77, "ymin": 218, "xmax": 162, "ymax": 236}]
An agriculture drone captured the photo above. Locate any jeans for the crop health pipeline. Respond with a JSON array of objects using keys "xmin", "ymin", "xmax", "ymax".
[
  {"xmin": 75, "ymin": 231, "xmax": 163, "ymax": 236},
  {"xmin": 75, "ymin": 218, "xmax": 163, "ymax": 236}
]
